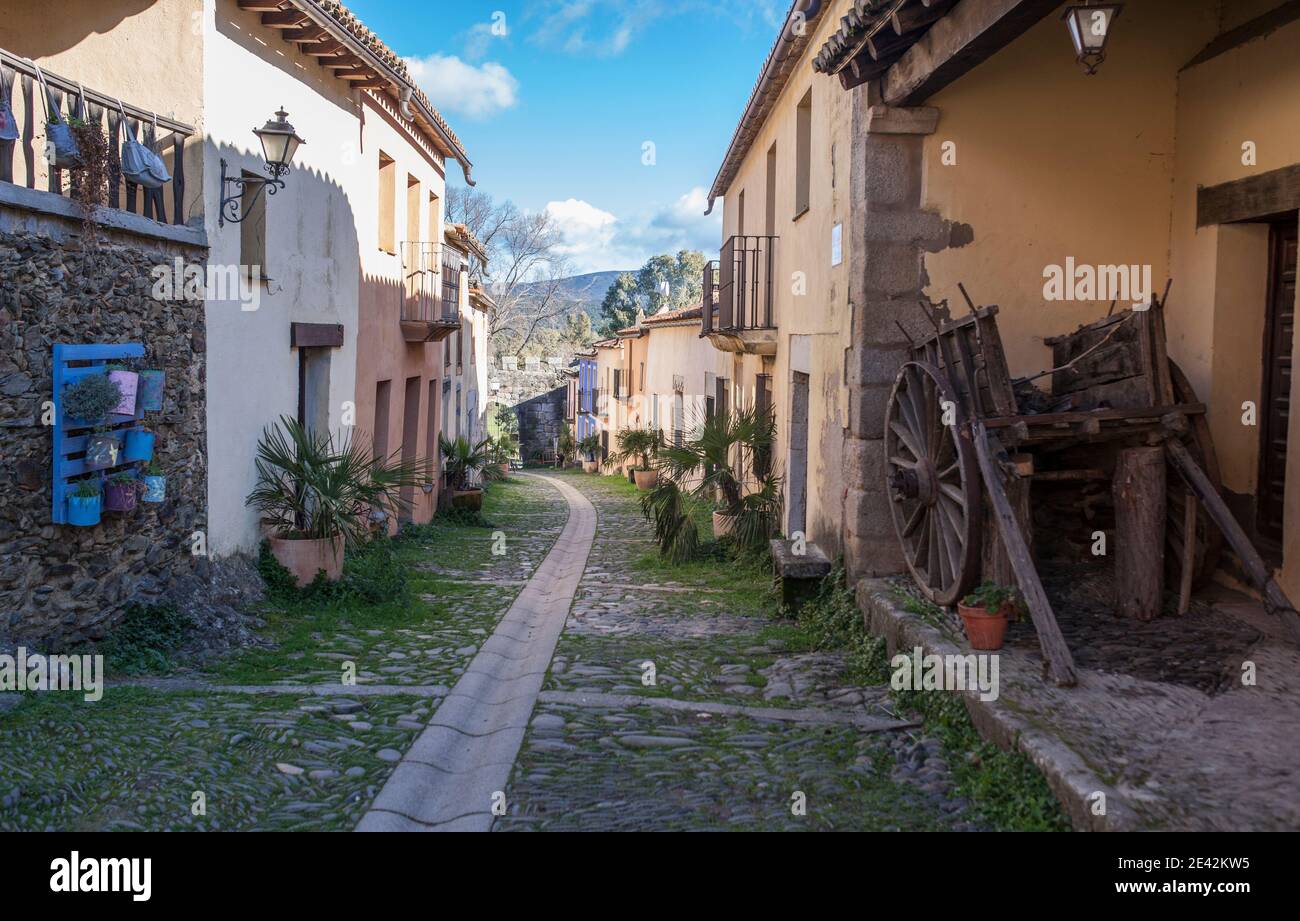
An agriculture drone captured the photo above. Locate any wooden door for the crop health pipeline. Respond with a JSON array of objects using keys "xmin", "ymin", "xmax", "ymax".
[{"xmin": 1259, "ymin": 219, "xmax": 1297, "ymax": 546}]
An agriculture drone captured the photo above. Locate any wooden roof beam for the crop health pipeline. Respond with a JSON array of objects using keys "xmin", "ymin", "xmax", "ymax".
[
  {"xmin": 238, "ymin": 1, "xmax": 285, "ymax": 10},
  {"xmin": 261, "ymin": 10, "xmax": 309, "ymax": 28}
]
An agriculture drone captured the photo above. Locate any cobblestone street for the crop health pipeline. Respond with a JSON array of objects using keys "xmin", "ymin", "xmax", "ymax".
[{"xmin": 0, "ymin": 471, "xmax": 1005, "ymax": 832}]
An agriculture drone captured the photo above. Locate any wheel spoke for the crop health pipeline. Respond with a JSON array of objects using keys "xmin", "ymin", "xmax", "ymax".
[
  {"xmin": 902, "ymin": 503, "xmax": 925, "ymax": 539},
  {"xmin": 889, "ymin": 421, "xmax": 925, "ymax": 462},
  {"xmin": 939, "ymin": 482, "xmax": 966, "ymax": 509}
]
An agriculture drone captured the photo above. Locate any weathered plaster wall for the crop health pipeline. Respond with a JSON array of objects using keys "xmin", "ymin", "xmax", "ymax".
[
  {"xmin": 715, "ymin": 0, "xmax": 854, "ymax": 556},
  {"xmin": 0, "ymin": 213, "xmax": 207, "ymax": 645},
  {"xmin": 515, "ymin": 386, "xmax": 566, "ymax": 464},
  {"xmin": 356, "ymin": 92, "xmax": 448, "ymax": 525},
  {"xmin": 202, "ymin": 0, "xmax": 364, "ymax": 558}
]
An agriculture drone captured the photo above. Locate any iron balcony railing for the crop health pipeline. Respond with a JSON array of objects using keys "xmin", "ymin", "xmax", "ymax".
[
  {"xmin": 0, "ymin": 48, "xmax": 195, "ymax": 226},
  {"xmin": 701, "ymin": 235, "xmax": 778, "ymax": 336},
  {"xmin": 400, "ymin": 241, "xmax": 456, "ymax": 325}
]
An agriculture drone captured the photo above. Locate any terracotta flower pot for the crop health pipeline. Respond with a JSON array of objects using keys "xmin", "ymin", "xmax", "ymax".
[
  {"xmin": 452, "ymin": 488, "xmax": 484, "ymax": 512},
  {"xmin": 582, "ymin": 460, "xmax": 599, "ymax": 474},
  {"xmin": 633, "ymin": 469, "xmax": 658, "ymax": 491},
  {"xmin": 498, "ymin": 462, "xmax": 510, "ymax": 479},
  {"xmin": 712, "ymin": 510, "xmax": 735, "ymax": 538},
  {"xmin": 958, "ymin": 602, "xmax": 1009, "ymax": 651},
  {"xmin": 269, "ymin": 534, "xmax": 344, "ymax": 588}
]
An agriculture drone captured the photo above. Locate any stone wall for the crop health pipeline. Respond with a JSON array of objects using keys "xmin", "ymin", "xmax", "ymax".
[
  {"xmin": 514, "ymin": 387, "xmax": 568, "ymax": 464},
  {"xmin": 0, "ymin": 213, "xmax": 209, "ymax": 646}
]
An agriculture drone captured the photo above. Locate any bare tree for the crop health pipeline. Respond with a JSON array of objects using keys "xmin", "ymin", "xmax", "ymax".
[{"xmin": 446, "ymin": 186, "xmax": 576, "ymax": 355}]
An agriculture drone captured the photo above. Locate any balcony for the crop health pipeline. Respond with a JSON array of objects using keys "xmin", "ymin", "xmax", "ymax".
[
  {"xmin": 0, "ymin": 48, "xmax": 200, "ymax": 246},
  {"xmin": 400, "ymin": 242, "xmax": 460, "ymax": 343},
  {"xmin": 701, "ymin": 235, "xmax": 778, "ymax": 355}
]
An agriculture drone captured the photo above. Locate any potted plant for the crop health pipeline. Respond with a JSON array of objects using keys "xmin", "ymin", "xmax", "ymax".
[
  {"xmin": 439, "ymin": 434, "xmax": 497, "ymax": 511},
  {"xmin": 63, "ymin": 372, "xmax": 124, "ymax": 470},
  {"xmin": 657, "ymin": 406, "xmax": 782, "ymax": 545},
  {"xmin": 66, "ymin": 479, "xmax": 102, "ymax": 527},
  {"xmin": 958, "ymin": 582, "xmax": 1018, "ymax": 651},
  {"xmin": 104, "ymin": 471, "xmax": 143, "ymax": 512},
  {"xmin": 556, "ymin": 423, "xmax": 576, "ymax": 469},
  {"xmin": 490, "ymin": 433, "xmax": 517, "ymax": 479},
  {"xmin": 123, "ymin": 428, "xmax": 154, "ymax": 463},
  {"xmin": 577, "ymin": 433, "xmax": 602, "ymax": 474},
  {"xmin": 609, "ymin": 428, "xmax": 662, "ymax": 491},
  {"xmin": 105, "ymin": 363, "xmax": 138, "ymax": 416},
  {"xmin": 247, "ymin": 416, "xmax": 424, "ymax": 588},
  {"xmin": 141, "ymin": 459, "xmax": 166, "ymax": 504},
  {"xmin": 138, "ymin": 369, "xmax": 165, "ymax": 411}
]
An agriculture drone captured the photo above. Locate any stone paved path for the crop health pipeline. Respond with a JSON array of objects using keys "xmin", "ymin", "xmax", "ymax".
[
  {"xmin": 357, "ymin": 473, "xmax": 596, "ymax": 831},
  {"xmin": 349, "ymin": 471, "xmax": 970, "ymax": 832}
]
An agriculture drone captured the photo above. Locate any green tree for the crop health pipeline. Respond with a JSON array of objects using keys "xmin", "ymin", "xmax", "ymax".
[
  {"xmin": 598, "ymin": 272, "xmax": 641, "ymax": 335},
  {"xmin": 636, "ymin": 250, "xmax": 705, "ymax": 315}
]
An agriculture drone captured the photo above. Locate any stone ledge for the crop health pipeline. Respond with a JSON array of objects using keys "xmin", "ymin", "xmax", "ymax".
[
  {"xmin": 770, "ymin": 538, "xmax": 832, "ymax": 580},
  {"xmin": 864, "ymin": 105, "xmax": 940, "ymax": 136},
  {"xmin": 855, "ymin": 577, "xmax": 1137, "ymax": 832},
  {"xmin": 0, "ymin": 183, "xmax": 208, "ymax": 249}
]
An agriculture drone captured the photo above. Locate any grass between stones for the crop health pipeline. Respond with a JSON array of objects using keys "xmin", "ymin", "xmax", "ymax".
[{"xmin": 0, "ymin": 475, "xmax": 570, "ymax": 832}]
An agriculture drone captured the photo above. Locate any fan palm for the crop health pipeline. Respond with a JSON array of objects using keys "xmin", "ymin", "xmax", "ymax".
[
  {"xmin": 247, "ymin": 416, "xmax": 425, "ymax": 552},
  {"xmin": 607, "ymin": 427, "xmax": 662, "ymax": 471},
  {"xmin": 439, "ymin": 434, "xmax": 499, "ymax": 489}
]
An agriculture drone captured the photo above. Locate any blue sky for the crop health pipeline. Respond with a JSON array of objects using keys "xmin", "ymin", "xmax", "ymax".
[{"xmin": 346, "ymin": 0, "xmax": 788, "ymax": 274}]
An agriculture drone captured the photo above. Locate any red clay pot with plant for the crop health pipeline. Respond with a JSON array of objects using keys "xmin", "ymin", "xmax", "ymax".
[
  {"xmin": 633, "ymin": 469, "xmax": 658, "ymax": 491},
  {"xmin": 957, "ymin": 582, "xmax": 1017, "ymax": 650}
]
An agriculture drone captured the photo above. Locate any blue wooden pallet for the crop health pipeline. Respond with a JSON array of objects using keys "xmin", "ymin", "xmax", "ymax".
[{"xmin": 51, "ymin": 343, "xmax": 147, "ymax": 525}]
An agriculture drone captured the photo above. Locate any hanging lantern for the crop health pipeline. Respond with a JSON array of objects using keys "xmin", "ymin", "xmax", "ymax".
[{"xmin": 1062, "ymin": 3, "xmax": 1123, "ymax": 75}]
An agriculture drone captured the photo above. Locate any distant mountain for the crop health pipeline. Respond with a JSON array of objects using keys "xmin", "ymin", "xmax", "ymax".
[{"xmin": 520, "ymin": 270, "xmax": 632, "ymax": 321}]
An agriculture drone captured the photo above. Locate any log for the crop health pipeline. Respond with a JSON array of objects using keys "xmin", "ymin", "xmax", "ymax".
[
  {"xmin": 1167, "ymin": 440, "xmax": 1300, "ymax": 644},
  {"xmin": 1113, "ymin": 446, "xmax": 1166, "ymax": 620},
  {"xmin": 973, "ymin": 425, "xmax": 1078, "ymax": 686},
  {"xmin": 1177, "ymin": 494, "xmax": 1197, "ymax": 616}
]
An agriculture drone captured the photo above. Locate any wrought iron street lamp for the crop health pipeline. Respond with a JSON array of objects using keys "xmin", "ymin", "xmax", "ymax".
[
  {"xmin": 219, "ymin": 108, "xmax": 306, "ymax": 226},
  {"xmin": 1062, "ymin": 3, "xmax": 1123, "ymax": 75}
]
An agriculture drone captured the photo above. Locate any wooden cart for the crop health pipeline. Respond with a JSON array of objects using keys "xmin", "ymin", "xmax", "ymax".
[{"xmin": 884, "ymin": 287, "xmax": 1300, "ymax": 686}]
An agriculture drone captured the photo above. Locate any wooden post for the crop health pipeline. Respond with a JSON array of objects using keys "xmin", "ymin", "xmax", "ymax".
[
  {"xmin": 973, "ymin": 425, "xmax": 1077, "ymax": 687},
  {"xmin": 1167, "ymin": 440, "xmax": 1300, "ymax": 645},
  {"xmin": 1114, "ymin": 446, "xmax": 1166, "ymax": 620},
  {"xmin": 1177, "ymin": 494, "xmax": 1197, "ymax": 616}
]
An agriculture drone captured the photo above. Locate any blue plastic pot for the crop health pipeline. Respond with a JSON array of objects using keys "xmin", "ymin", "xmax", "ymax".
[
  {"xmin": 138, "ymin": 370, "xmax": 165, "ymax": 411},
  {"xmin": 142, "ymin": 474, "xmax": 166, "ymax": 504},
  {"xmin": 123, "ymin": 430, "xmax": 154, "ymax": 463},
  {"xmin": 67, "ymin": 493, "xmax": 102, "ymax": 527}
]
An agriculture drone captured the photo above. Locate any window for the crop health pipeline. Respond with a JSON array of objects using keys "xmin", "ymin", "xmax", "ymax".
[
  {"xmin": 240, "ymin": 170, "xmax": 266, "ymax": 280},
  {"xmin": 795, "ymin": 89, "xmax": 812, "ymax": 219},
  {"xmin": 373, "ymin": 379, "xmax": 392, "ymax": 459},
  {"xmin": 406, "ymin": 175, "xmax": 421, "ymax": 246},
  {"xmin": 399, "ymin": 377, "xmax": 421, "ymax": 519},
  {"xmin": 378, "ymin": 151, "xmax": 396, "ymax": 254},
  {"xmin": 457, "ymin": 326, "xmax": 464, "ymax": 371},
  {"xmin": 428, "ymin": 191, "xmax": 441, "ymax": 246},
  {"xmin": 753, "ymin": 373, "xmax": 773, "ymax": 479},
  {"xmin": 297, "ymin": 348, "xmax": 330, "ymax": 433},
  {"xmin": 765, "ymin": 142, "xmax": 777, "ymax": 236},
  {"xmin": 639, "ymin": 362, "xmax": 645, "ymax": 391},
  {"xmin": 737, "ymin": 189, "xmax": 746, "ymax": 236}
]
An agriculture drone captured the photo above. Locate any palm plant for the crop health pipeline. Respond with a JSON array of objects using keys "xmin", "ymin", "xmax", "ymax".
[
  {"xmin": 577, "ymin": 433, "xmax": 602, "ymax": 463},
  {"xmin": 607, "ymin": 427, "xmax": 662, "ymax": 472},
  {"xmin": 557, "ymin": 423, "xmax": 577, "ymax": 466},
  {"xmin": 439, "ymin": 434, "xmax": 499, "ymax": 490},
  {"xmin": 247, "ymin": 416, "xmax": 425, "ymax": 551},
  {"xmin": 653, "ymin": 405, "xmax": 784, "ymax": 553},
  {"xmin": 490, "ymin": 432, "xmax": 518, "ymax": 464}
]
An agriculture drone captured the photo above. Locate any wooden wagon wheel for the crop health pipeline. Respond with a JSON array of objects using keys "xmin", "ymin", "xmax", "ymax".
[
  {"xmin": 885, "ymin": 361, "xmax": 983, "ymax": 607},
  {"xmin": 1165, "ymin": 360, "xmax": 1224, "ymax": 590}
]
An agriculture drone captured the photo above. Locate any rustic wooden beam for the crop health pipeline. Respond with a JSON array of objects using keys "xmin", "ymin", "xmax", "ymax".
[
  {"xmin": 1177, "ymin": 495, "xmax": 1198, "ymax": 616},
  {"xmin": 1114, "ymin": 446, "xmax": 1166, "ymax": 621},
  {"xmin": 882, "ymin": 0, "xmax": 1062, "ymax": 106},
  {"xmin": 1167, "ymin": 440, "xmax": 1300, "ymax": 644},
  {"xmin": 303, "ymin": 41, "xmax": 345, "ymax": 56},
  {"xmin": 337, "ymin": 70, "xmax": 379, "ymax": 81},
  {"xmin": 322, "ymin": 56, "xmax": 364, "ymax": 69},
  {"xmin": 261, "ymin": 10, "xmax": 308, "ymax": 28},
  {"xmin": 973, "ymin": 425, "xmax": 1078, "ymax": 686},
  {"xmin": 290, "ymin": 322, "xmax": 345, "ymax": 349},
  {"xmin": 238, "ymin": 1, "xmax": 285, "ymax": 10},
  {"xmin": 1183, "ymin": 0, "xmax": 1300, "ymax": 70},
  {"xmin": 284, "ymin": 26, "xmax": 330, "ymax": 42},
  {"xmin": 1197, "ymin": 164, "xmax": 1300, "ymax": 227}
]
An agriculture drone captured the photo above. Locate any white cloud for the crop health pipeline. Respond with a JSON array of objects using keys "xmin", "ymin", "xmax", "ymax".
[
  {"xmin": 404, "ymin": 54, "xmax": 519, "ymax": 120},
  {"xmin": 545, "ymin": 188, "xmax": 723, "ymax": 274}
]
